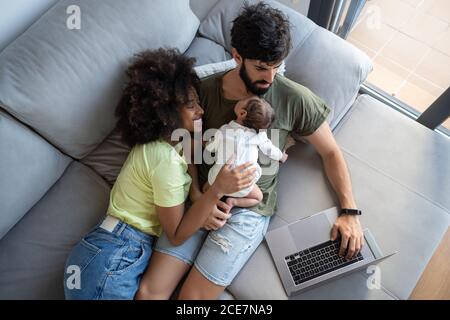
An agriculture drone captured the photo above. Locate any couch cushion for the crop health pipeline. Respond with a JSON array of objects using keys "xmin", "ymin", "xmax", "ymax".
[
  {"xmin": 0, "ymin": 0, "xmax": 199, "ymax": 159},
  {"xmin": 230, "ymin": 95, "xmax": 449, "ymax": 299},
  {"xmin": 189, "ymin": 0, "xmax": 220, "ymax": 21},
  {"xmin": 198, "ymin": 0, "xmax": 372, "ymax": 129},
  {"xmin": 335, "ymin": 95, "xmax": 450, "ymax": 212},
  {"xmin": 0, "ymin": 161, "xmax": 110, "ymax": 299},
  {"xmin": 0, "ymin": 111, "xmax": 71, "ymax": 239},
  {"xmin": 185, "ymin": 37, "xmax": 231, "ymax": 66},
  {"xmin": 81, "ymin": 128, "xmax": 130, "ymax": 186},
  {"xmin": 193, "ymin": 58, "xmax": 285, "ymax": 79},
  {"xmin": 284, "ymin": 29, "xmax": 372, "ymax": 129}
]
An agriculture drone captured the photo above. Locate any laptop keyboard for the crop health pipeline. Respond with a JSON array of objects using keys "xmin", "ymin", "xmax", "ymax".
[{"xmin": 285, "ymin": 239, "xmax": 364, "ymax": 286}]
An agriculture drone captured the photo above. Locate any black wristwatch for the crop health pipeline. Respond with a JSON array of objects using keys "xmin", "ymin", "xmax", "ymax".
[{"xmin": 339, "ymin": 208, "xmax": 362, "ymax": 216}]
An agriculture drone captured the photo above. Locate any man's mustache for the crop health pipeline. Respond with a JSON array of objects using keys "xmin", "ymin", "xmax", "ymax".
[{"xmin": 254, "ymin": 80, "xmax": 270, "ymax": 85}]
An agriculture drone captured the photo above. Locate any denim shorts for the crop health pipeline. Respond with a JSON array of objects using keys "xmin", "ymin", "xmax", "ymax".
[
  {"xmin": 64, "ymin": 219, "xmax": 154, "ymax": 300},
  {"xmin": 154, "ymin": 207, "xmax": 271, "ymax": 286}
]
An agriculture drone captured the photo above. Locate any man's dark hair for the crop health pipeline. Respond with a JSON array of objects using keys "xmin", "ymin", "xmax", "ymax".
[
  {"xmin": 115, "ymin": 48, "xmax": 200, "ymax": 147},
  {"xmin": 231, "ymin": 2, "xmax": 292, "ymax": 63},
  {"xmin": 242, "ymin": 97, "xmax": 275, "ymax": 131}
]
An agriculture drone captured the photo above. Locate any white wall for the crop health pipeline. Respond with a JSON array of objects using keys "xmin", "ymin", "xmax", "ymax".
[{"xmin": 0, "ymin": 0, "xmax": 58, "ymax": 52}]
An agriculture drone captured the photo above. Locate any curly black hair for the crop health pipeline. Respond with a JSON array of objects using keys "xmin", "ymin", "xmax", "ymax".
[
  {"xmin": 115, "ymin": 48, "xmax": 200, "ymax": 147},
  {"xmin": 231, "ymin": 2, "xmax": 292, "ymax": 63}
]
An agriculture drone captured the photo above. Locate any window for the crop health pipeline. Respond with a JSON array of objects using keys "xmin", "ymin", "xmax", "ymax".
[{"xmin": 346, "ymin": 0, "xmax": 450, "ymax": 132}]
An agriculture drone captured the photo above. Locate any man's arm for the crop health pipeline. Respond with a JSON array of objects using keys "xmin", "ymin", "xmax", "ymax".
[{"xmin": 303, "ymin": 121, "xmax": 364, "ymax": 260}]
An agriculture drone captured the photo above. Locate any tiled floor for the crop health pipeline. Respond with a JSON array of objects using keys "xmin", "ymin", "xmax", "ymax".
[
  {"xmin": 348, "ymin": 0, "xmax": 450, "ymax": 130},
  {"xmin": 410, "ymin": 228, "xmax": 450, "ymax": 299}
]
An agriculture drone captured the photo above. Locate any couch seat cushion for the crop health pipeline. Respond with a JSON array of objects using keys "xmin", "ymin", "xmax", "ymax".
[
  {"xmin": 0, "ymin": 111, "xmax": 71, "ymax": 239},
  {"xmin": 0, "ymin": 161, "xmax": 110, "ymax": 299}
]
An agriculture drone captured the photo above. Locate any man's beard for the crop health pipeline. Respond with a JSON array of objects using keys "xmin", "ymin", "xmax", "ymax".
[{"xmin": 239, "ymin": 62, "xmax": 271, "ymax": 95}]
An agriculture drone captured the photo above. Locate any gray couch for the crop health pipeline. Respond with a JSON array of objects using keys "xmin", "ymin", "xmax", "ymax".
[{"xmin": 0, "ymin": 0, "xmax": 448, "ymax": 300}]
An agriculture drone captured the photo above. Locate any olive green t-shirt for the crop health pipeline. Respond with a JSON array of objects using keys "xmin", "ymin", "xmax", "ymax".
[{"xmin": 199, "ymin": 72, "xmax": 330, "ymax": 216}]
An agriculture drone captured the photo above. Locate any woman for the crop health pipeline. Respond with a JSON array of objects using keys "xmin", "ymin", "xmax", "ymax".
[{"xmin": 63, "ymin": 48, "xmax": 255, "ymax": 300}]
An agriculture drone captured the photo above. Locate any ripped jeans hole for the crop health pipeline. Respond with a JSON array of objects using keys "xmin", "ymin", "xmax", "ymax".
[{"xmin": 209, "ymin": 233, "xmax": 233, "ymax": 254}]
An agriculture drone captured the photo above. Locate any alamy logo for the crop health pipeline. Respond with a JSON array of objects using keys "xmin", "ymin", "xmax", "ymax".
[
  {"xmin": 365, "ymin": 5, "xmax": 382, "ymax": 30},
  {"xmin": 366, "ymin": 265, "xmax": 381, "ymax": 290},
  {"xmin": 66, "ymin": 265, "xmax": 81, "ymax": 290},
  {"xmin": 66, "ymin": 5, "xmax": 81, "ymax": 30}
]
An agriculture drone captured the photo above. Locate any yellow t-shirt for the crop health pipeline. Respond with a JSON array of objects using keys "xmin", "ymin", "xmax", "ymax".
[{"xmin": 107, "ymin": 140, "xmax": 191, "ymax": 236}]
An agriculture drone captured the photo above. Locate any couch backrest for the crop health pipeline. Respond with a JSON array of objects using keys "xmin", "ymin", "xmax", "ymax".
[
  {"xmin": 0, "ymin": 0, "xmax": 200, "ymax": 159},
  {"xmin": 0, "ymin": 0, "xmax": 59, "ymax": 52},
  {"xmin": 189, "ymin": 0, "xmax": 220, "ymax": 21},
  {"xmin": 0, "ymin": 111, "xmax": 71, "ymax": 239},
  {"xmin": 197, "ymin": 0, "xmax": 373, "ymax": 129}
]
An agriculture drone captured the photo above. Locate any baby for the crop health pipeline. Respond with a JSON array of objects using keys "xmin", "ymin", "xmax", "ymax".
[{"xmin": 204, "ymin": 96, "xmax": 288, "ymax": 209}]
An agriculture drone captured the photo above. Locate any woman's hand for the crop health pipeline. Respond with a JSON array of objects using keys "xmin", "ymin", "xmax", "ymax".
[
  {"xmin": 212, "ymin": 160, "xmax": 256, "ymax": 197},
  {"xmin": 203, "ymin": 201, "xmax": 232, "ymax": 230}
]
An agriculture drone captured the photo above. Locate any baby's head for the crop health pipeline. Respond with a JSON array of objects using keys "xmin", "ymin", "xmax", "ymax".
[{"xmin": 234, "ymin": 96, "xmax": 275, "ymax": 131}]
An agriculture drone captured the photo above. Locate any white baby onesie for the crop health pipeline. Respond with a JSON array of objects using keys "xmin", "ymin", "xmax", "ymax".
[{"xmin": 206, "ymin": 120, "xmax": 283, "ymax": 197}]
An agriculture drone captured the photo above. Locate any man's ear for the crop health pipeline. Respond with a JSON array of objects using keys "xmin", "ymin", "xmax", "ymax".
[{"xmin": 232, "ymin": 48, "xmax": 243, "ymax": 66}]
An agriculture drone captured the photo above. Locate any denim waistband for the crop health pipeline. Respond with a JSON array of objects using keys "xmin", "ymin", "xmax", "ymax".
[{"xmin": 100, "ymin": 215, "xmax": 154, "ymax": 245}]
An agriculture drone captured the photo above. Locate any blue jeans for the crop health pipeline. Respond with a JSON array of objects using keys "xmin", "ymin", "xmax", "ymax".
[
  {"xmin": 64, "ymin": 220, "xmax": 154, "ymax": 300},
  {"xmin": 155, "ymin": 207, "xmax": 271, "ymax": 286}
]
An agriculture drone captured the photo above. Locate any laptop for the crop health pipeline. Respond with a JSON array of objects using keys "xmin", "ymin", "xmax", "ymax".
[{"xmin": 265, "ymin": 207, "xmax": 396, "ymax": 296}]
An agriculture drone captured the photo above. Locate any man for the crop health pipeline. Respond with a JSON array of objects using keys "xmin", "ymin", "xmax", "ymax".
[{"xmin": 138, "ymin": 2, "xmax": 364, "ymax": 300}]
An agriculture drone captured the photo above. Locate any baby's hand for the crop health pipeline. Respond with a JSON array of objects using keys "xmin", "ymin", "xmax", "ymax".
[{"xmin": 280, "ymin": 152, "xmax": 288, "ymax": 163}]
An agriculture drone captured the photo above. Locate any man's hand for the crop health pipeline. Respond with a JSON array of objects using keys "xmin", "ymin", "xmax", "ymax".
[
  {"xmin": 203, "ymin": 201, "xmax": 232, "ymax": 231},
  {"xmin": 330, "ymin": 215, "xmax": 364, "ymax": 260},
  {"xmin": 189, "ymin": 189, "xmax": 203, "ymax": 203},
  {"xmin": 280, "ymin": 151, "xmax": 288, "ymax": 163}
]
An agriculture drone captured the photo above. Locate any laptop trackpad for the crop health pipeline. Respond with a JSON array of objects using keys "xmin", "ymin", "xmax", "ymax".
[{"xmin": 288, "ymin": 213, "xmax": 333, "ymax": 250}]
